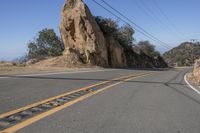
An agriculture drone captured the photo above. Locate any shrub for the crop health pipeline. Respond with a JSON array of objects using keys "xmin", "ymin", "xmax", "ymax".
[
  {"xmin": 116, "ymin": 24, "xmax": 134, "ymax": 48},
  {"xmin": 95, "ymin": 16, "xmax": 118, "ymax": 36},
  {"xmin": 95, "ymin": 16, "xmax": 134, "ymax": 48},
  {"xmin": 27, "ymin": 28, "xmax": 64, "ymax": 59},
  {"xmin": 137, "ymin": 41, "xmax": 160, "ymax": 57}
]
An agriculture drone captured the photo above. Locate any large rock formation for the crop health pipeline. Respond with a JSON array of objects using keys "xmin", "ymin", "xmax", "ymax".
[
  {"xmin": 60, "ymin": 0, "xmax": 108, "ymax": 67},
  {"xmin": 59, "ymin": 0, "xmax": 167, "ymax": 68}
]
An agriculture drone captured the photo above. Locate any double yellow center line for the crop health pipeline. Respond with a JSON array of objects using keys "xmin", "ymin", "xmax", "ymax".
[{"xmin": 0, "ymin": 72, "xmax": 153, "ymax": 133}]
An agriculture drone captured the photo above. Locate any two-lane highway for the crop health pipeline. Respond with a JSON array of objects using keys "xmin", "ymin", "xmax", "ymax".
[
  {"xmin": 0, "ymin": 69, "xmax": 149, "ymax": 115},
  {"xmin": 1, "ymin": 68, "xmax": 200, "ymax": 133}
]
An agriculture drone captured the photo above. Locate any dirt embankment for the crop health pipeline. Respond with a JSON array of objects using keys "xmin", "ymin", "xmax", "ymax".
[
  {"xmin": 0, "ymin": 61, "xmax": 101, "ymax": 75},
  {"xmin": 187, "ymin": 59, "xmax": 200, "ymax": 85}
]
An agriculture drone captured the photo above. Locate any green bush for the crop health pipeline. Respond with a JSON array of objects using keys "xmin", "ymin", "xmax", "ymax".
[
  {"xmin": 95, "ymin": 16, "xmax": 134, "ymax": 48},
  {"xmin": 95, "ymin": 16, "xmax": 118, "ymax": 36},
  {"xmin": 116, "ymin": 25, "xmax": 135, "ymax": 48},
  {"xmin": 137, "ymin": 41, "xmax": 160, "ymax": 57},
  {"xmin": 27, "ymin": 28, "xmax": 64, "ymax": 59}
]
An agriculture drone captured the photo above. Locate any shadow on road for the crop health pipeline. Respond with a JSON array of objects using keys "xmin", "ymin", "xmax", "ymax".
[
  {"xmin": 0, "ymin": 75, "xmax": 187, "ymax": 85},
  {"xmin": 1, "ymin": 68, "xmax": 199, "ymax": 104}
]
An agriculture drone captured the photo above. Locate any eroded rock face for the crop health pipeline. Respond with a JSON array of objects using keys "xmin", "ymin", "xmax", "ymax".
[
  {"xmin": 106, "ymin": 37, "xmax": 127, "ymax": 68},
  {"xmin": 59, "ymin": 0, "xmax": 167, "ymax": 68},
  {"xmin": 60, "ymin": 0, "xmax": 108, "ymax": 67},
  {"xmin": 193, "ymin": 59, "xmax": 200, "ymax": 78},
  {"xmin": 188, "ymin": 59, "xmax": 200, "ymax": 84},
  {"xmin": 194, "ymin": 59, "xmax": 200, "ymax": 71}
]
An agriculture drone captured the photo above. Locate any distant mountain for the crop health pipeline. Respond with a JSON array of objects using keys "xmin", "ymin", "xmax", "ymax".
[{"xmin": 163, "ymin": 42, "xmax": 200, "ymax": 66}]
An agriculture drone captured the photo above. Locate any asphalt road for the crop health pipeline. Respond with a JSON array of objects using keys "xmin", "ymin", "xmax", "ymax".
[{"xmin": 1, "ymin": 68, "xmax": 200, "ymax": 133}]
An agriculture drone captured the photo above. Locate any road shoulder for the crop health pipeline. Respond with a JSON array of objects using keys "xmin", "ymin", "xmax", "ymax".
[{"xmin": 184, "ymin": 73, "xmax": 200, "ymax": 95}]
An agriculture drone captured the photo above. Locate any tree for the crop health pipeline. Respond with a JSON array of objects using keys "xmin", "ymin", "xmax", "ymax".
[
  {"xmin": 116, "ymin": 24, "xmax": 135, "ymax": 48},
  {"xmin": 137, "ymin": 41, "xmax": 160, "ymax": 57},
  {"xmin": 95, "ymin": 16, "xmax": 118, "ymax": 36},
  {"xmin": 95, "ymin": 16, "xmax": 134, "ymax": 48},
  {"xmin": 27, "ymin": 28, "xmax": 64, "ymax": 59}
]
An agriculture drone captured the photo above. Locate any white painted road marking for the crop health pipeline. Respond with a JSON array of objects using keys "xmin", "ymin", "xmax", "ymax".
[{"xmin": 184, "ymin": 73, "xmax": 200, "ymax": 95}]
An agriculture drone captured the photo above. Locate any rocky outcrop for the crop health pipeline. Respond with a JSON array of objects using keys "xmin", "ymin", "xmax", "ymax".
[
  {"xmin": 59, "ymin": 0, "xmax": 167, "ymax": 68},
  {"xmin": 193, "ymin": 59, "xmax": 200, "ymax": 79},
  {"xmin": 194, "ymin": 59, "xmax": 200, "ymax": 72},
  {"xmin": 125, "ymin": 49, "xmax": 167, "ymax": 68},
  {"xmin": 188, "ymin": 59, "xmax": 200, "ymax": 85},
  {"xmin": 60, "ymin": 0, "xmax": 108, "ymax": 67},
  {"xmin": 163, "ymin": 42, "xmax": 200, "ymax": 67}
]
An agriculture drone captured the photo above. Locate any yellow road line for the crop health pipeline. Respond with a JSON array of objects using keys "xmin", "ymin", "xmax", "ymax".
[
  {"xmin": 0, "ymin": 72, "xmax": 146, "ymax": 119},
  {"xmin": 0, "ymin": 81, "xmax": 107, "ymax": 119},
  {"xmin": 0, "ymin": 72, "xmax": 153, "ymax": 133}
]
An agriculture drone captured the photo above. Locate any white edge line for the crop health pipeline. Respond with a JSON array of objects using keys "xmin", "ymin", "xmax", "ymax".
[
  {"xmin": 0, "ymin": 69, "xmax": 115, "ymax": 79},
  {"xmin": 184, "ymin": 73, "xmax": 200, "ymax": 95}
]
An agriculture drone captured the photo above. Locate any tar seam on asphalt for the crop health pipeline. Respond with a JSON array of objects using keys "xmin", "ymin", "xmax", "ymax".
[{"xmin": 0, "ymin": 72, "xmax": 150, "ymax": 132}]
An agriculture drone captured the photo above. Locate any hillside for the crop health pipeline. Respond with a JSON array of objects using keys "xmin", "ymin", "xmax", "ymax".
[{"xmin": 163, "ymin": 42, "xmax": 200, "ymax": 66}]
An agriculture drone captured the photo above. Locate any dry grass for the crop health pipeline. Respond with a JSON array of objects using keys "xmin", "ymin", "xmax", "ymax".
[
  {"xmin": 0, "ymin": 61, "xmax": 101, "ymax": 75},
  {"xmin": 187, "ymin": 67, "xmax": 200, "ymax": 85}
]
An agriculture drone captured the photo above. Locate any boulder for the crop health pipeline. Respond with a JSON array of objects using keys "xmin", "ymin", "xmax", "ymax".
[{"xmin": 60, "ymin": 0, "xmax": 108, "ymax": 67}]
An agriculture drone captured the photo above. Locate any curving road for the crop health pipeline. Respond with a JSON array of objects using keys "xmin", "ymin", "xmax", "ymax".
[{"xmin": 1, "ymin": 68, "xmax": 200, "ymax": 133}]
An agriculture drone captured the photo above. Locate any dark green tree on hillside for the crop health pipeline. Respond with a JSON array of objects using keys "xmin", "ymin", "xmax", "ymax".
[
  {"xmin": 95, "ymin": 16, "xmax": 118, "ymax": 36},
  {"xmin": 137, "ymin": 41, "xmax": 160, "ymax": 57},
  {"xmin": 116, "ymin": 24, "xmax": 134, "ymax": 48},
  {"xmin": 27, "ymin": 28, "xmax": 64, "ymax": 59},
  {"xmin": 95, "ymin": 16, "xmax": 134, "ymax": 48}
]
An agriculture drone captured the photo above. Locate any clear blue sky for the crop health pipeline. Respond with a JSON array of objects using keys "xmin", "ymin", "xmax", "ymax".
[{"xmin": 0, "ymin": 0, "xmax": 200, "ymax": 61}]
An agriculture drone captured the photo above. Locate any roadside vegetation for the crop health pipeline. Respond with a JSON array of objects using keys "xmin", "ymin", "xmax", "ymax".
[
  {"xmin": 27, "ymin": 28, "xmax": 64, "ymax": 60},
  {"xmin": 13, "ymin": 17, "xmax": 162, "ymax": 65},
  {"xmin": 137, "ymin": 41, "xmax": 160, "ymax": 57},
  {"xmin": 95, "ymin": 16, "xmax": 134, "ymax": 48},
  {"xmin": 95, "ymin": 16, "xmax": 161, "ymax": 58},
  {"xmin": 163, "ymin": 42, "xmax": 200, "ymax": 66}
]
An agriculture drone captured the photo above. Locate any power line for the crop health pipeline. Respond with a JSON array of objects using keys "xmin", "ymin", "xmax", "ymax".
[
  {"xmin": 134, "ymin": 0, "xmax": 167, "ymax": 31},
  {"xmin": 100, "ymin": 0, "xmax": 172, "ymax": 48},
  {"xmin": 135, "ymin": 0, "xmax": 186, "ymax": 41},
  {"xmin": 91, "ymin": 0, "xmax": 158, "ymax": 45},
  {"xmin": 92, "ymin": 0, "xmax": 172, "ymax": 49},
  {"xmin": 151, "ymin": 0, "xmax": 188, "ymax": 40},
  {"xmin": 137, "ymin": 0, "xmax": 168, "ymax": 27}
]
